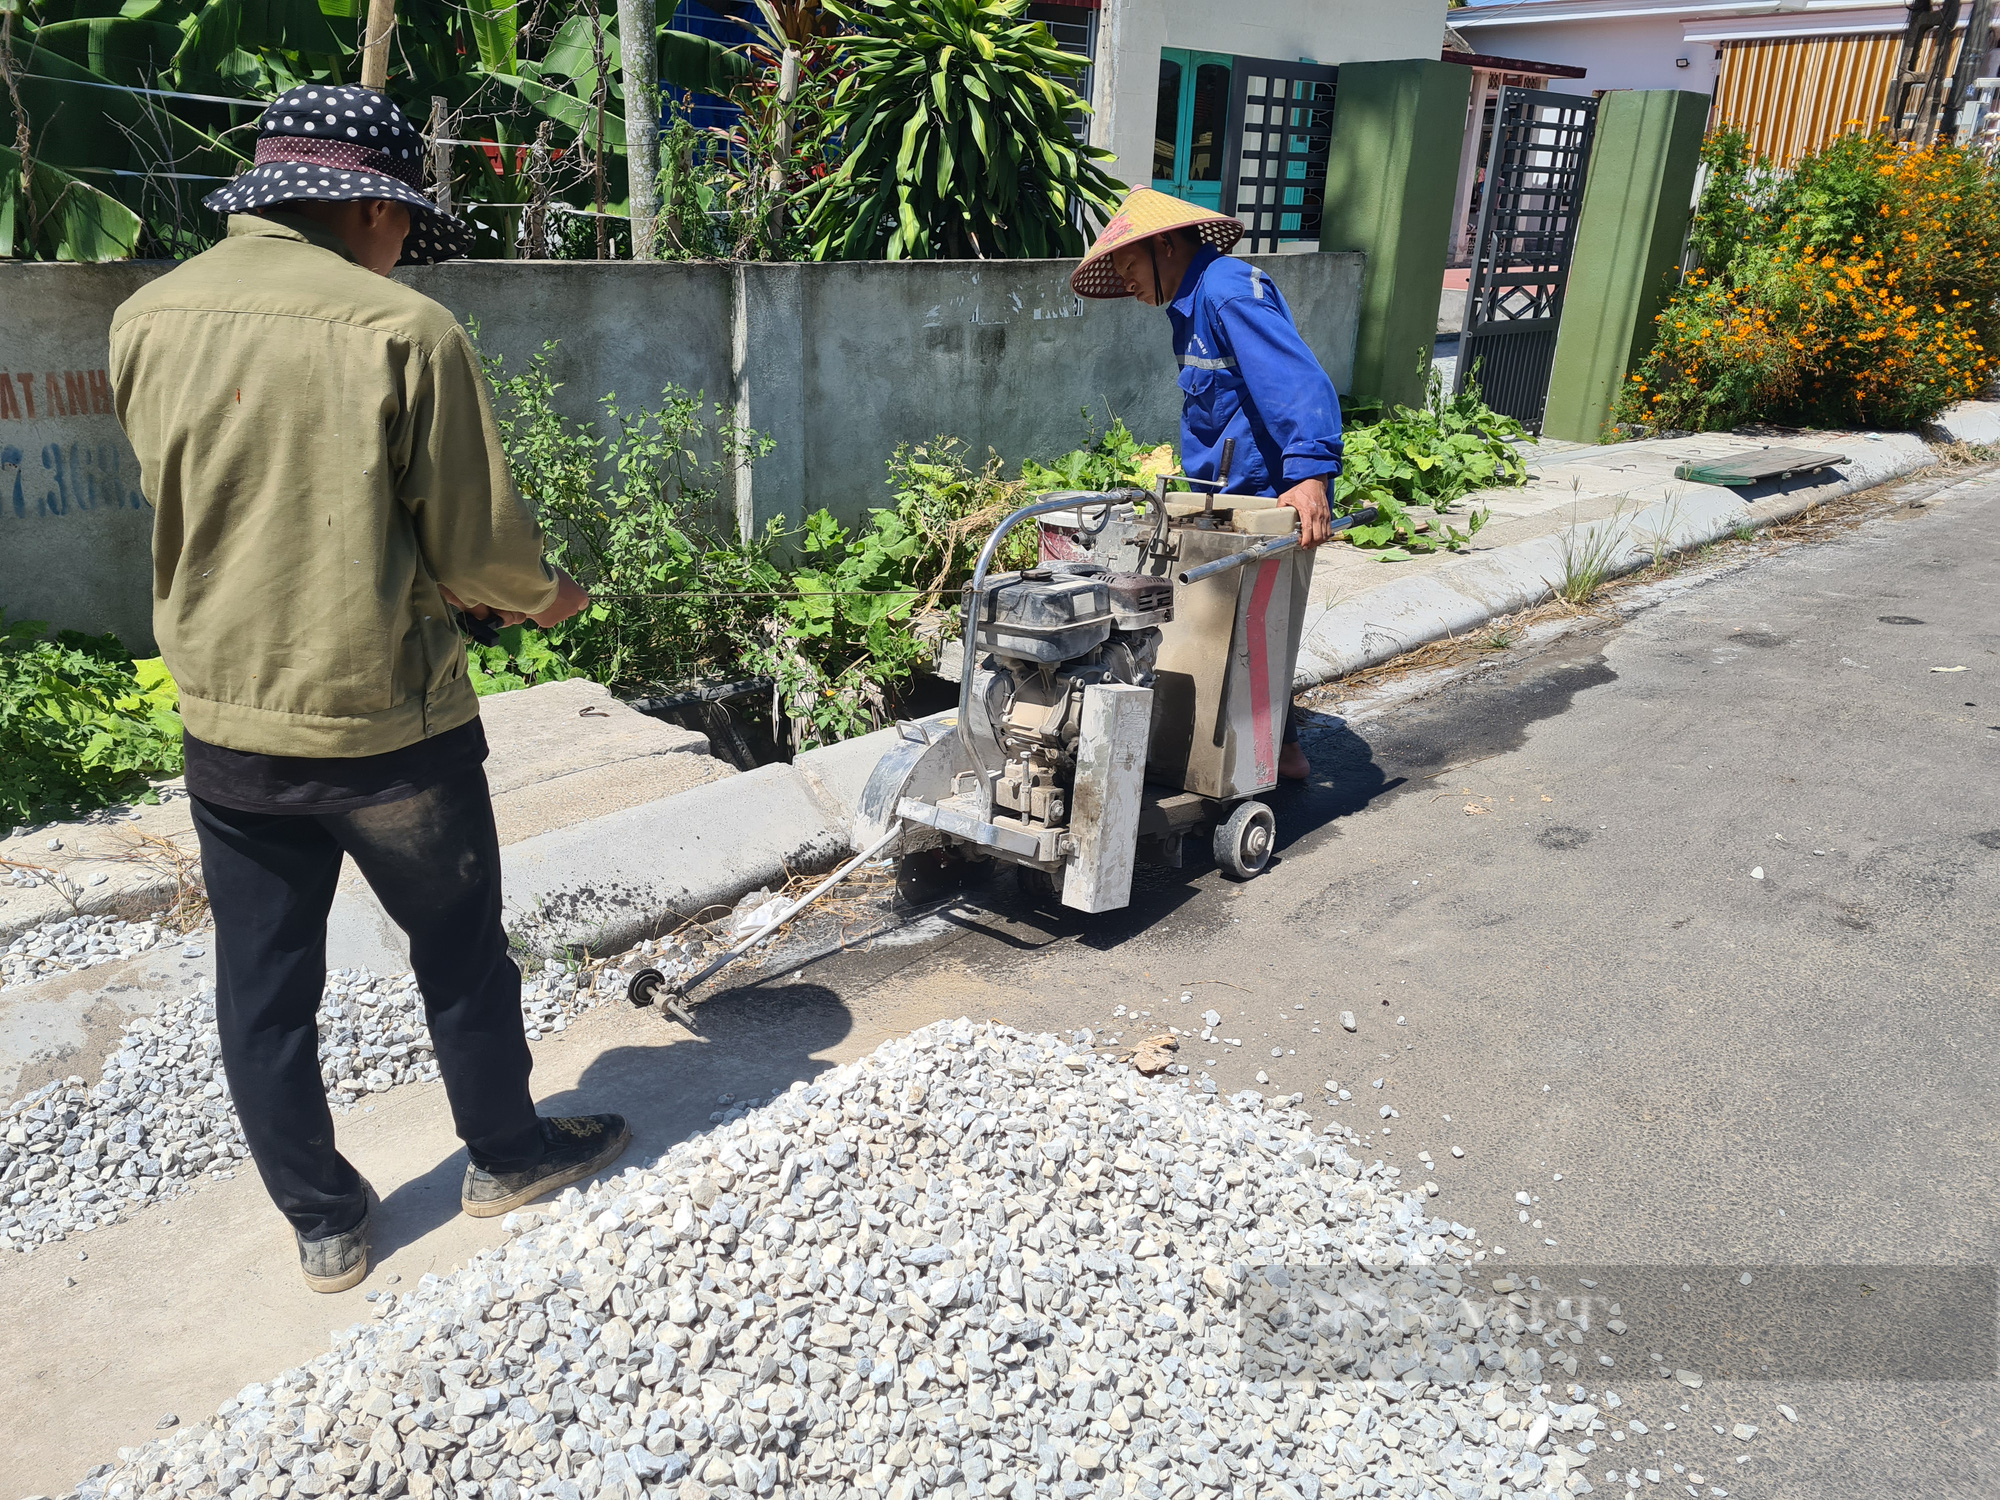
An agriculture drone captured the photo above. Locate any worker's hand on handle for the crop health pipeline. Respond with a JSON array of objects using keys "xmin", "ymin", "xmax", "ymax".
[
  {"xmin": 439, "ymin": 585, "xmax": 529, "ymax": 628},
  {"xmin": 440, "ymin": 567, "xmax": 590, "ymax": 630},
  {"xmin": 530, "ymin": 567, "xmax": 591, "ymax": 629},
  {"xmin": 1278, "ymin": 475, "xmax": 1333, "ymax": 547}
]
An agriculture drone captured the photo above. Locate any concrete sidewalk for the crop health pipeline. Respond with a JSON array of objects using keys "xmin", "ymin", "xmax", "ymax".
[
  {"xmin": 1292, "ymin": 419, "xmax": 1972, "ymax": 686},
  {"xmin": 0, "ymin": 679, "xmax": 734, "ymax": 948}
]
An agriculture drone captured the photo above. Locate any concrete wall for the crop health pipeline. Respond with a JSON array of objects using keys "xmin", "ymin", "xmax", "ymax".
[
  {"xmin": 1, "ymin": 251, "xmax": 1361, "ymax": 651},
  {"xmin": 770, "ymin": 255, "xmax": 1361, "ymax": 540},
  {"xmin": 1450, "ymin": 12, "xmax": 1722, "ymax": 97},
  {"xmin": 1090, "ymin": 0, "xmax": 1447, "ymax": 189},
  {"xmin": 2, "ymin": 264, "xmax": 165, "ymax": 652}
]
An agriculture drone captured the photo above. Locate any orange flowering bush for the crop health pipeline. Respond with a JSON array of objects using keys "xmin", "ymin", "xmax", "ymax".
[{"xmin": 1619, "ymin": 129, "xmax": 2000, "ymax": 433}]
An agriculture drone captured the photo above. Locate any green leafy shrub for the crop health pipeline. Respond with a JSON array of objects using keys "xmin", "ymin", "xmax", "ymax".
[
  {"xmin": 799, "ymin": 0, "xmax": 1124, "ymax": 259},
  {"xmin": 479, "ymin": 337, "xmax": 787, "ymax": 694},
  {"xmin": 1018, "ymin": 414, "xmax": 1175, "ymax": 494},
  {"xmin": 1335, "ymin": 369, "xmax": 1523, "ymax": 555},
  {"xmin": 1686, "ymin": 125, "xmax": 1772, "ymax": 278},
  {"xmin": 747, "ymin": 436, "xmax": 1033, "ymax": 746},
  {"xmin": 1, "ymin": 616, "xmax": 182, "ymax": 830},
  {"xmin": 467, "ymin": 626, "xmax": 586, "ymax": 696},
  {"xmin": 1619, "ymin": 129, "xmax": 2000, "ymax": 434}
]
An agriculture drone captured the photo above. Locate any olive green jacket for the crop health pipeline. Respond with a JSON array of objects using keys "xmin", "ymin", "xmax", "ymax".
[{"xmin": 109, "ymin": 214, "xmax": 558, "ymax": 758}]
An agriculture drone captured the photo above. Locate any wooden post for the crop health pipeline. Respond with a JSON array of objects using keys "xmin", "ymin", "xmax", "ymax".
[
  {"xmin": 617, "ymin": 0, "xmax": 659, "ymax": 259},
  {"xmin": 427, "ymin": 96, "xmax": 453, "ymax": 215},
  {"xmin": 526, "ymin": 120, "xmax": 552, "ymax": 259},
  {"xmin": 767, "ymin": 46, "xmax": 799, "ymax": 242},
  {"xmin": 360, "ymin": 0, "xmax": 396, "ymax": 89},
  {"xmin": 591, "ymin": 7, "xmax": 610, "ymax": 258}
]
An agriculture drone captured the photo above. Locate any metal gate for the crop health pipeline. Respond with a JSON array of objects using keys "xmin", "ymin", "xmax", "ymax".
[
  {"xmin": 1218, "ymin": 58, "xmax": 1339, "ymax": 254},
  {"xmin": 1455, "ymin": 87, "xmax": 1598, "ymax": 432}
]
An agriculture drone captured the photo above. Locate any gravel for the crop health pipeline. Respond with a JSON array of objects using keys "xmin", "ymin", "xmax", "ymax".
[
  {"xmin": 0, "ymin": 943, "xmax": 688, "ymax": 1254},
  {"xmin": 0, "ymin": 898, "xmax": 752, "ymax": 1254},
  {"xmin": 66, "ymin": 1020, "xmax": 1612, "ymax": 1500},
  {"xmin": 1, "ymin": 915, "xmax": 182, "ymax": 991}
]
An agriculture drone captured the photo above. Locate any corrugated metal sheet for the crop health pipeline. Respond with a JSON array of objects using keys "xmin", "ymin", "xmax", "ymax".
[{"xmin": 1711, "ymin": 33, "xmax": 1904, "ymax": 164}]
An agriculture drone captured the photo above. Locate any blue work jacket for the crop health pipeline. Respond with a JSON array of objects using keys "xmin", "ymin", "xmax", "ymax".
[{"xmin": 1168, "ymin": 246, "xmax": 1343, "ymax": 498}]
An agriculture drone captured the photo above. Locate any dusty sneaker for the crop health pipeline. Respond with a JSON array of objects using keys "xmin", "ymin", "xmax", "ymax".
[
  {"xmin": 297, "ymin": 1191, "xmax": 373, "ymax": 1294},
  {"xmin": 461, "ymin": 1113, "xmax": 631, "ymax": 1219}
]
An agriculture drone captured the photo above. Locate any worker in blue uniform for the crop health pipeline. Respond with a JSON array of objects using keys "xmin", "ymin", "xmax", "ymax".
[{"xmin": 1070, "ymin": 187, "xmax": 1344, "ymax": 780}]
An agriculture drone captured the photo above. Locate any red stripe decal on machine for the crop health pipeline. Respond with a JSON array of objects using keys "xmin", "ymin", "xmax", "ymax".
[{"xmin": 1246, "ymin": 558, "xmax": 1279, "ymax": 786}]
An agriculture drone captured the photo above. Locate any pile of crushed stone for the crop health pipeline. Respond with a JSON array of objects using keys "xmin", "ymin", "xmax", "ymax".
[
  {"xmin": 1, "ymin": 914, "xmax": 185, "ymax": 991},
  {"xmin": 67, "ymin": 1020, "xmax": 1613, "ymax": 1500},
  {"xmin": 2, "ymin": 959, "xmax": 624, "ymax": 1253}
]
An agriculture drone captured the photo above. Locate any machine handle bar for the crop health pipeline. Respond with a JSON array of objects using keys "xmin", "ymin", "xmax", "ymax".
[{"xmin": 1173, "ymin": 506, "xmax": 1380, "ymax": 585}]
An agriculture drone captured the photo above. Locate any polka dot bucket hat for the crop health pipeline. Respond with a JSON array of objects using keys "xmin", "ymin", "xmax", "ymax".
[{"xmin": 202, "ymin": 85, "xmax": 473, "ymax": 265}]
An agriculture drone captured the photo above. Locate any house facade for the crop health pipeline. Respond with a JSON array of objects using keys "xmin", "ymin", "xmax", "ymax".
[
  {"xmin": 1451, "ymin": 0, "xmax": 2000, "ymax": 164},
  {"xmin": 1029, "ymin": 0, "xmax": 1448, "ymax": 250}
]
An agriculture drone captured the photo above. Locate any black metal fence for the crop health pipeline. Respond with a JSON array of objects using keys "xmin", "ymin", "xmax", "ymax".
[
  {"xmin": 1455, "ymin": 87, "xmax": 1598, "ymax": 432},
  {"xmin": 1219, "ymin": 59, "xmax": 1339, "ymax": 255}
]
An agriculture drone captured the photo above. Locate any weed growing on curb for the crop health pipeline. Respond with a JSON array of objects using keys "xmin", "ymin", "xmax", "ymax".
[
  {"xmin": 1550, "ymin": 506, "xmax": 1633, "ymax": 607},
  {"xmin": 1634, "ymin": 487, "xmax": 1689, "ymax": 569}
]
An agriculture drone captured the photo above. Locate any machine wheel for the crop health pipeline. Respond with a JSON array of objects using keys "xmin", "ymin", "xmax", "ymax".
[
  {"xmin": 1011, "ymin": 863, "xmax": 1066, "ymax": 902},
  {"xmin": 626, "ymin": 968, "xmax": 666, "ymax": 1008},
  {"xmin": 1213, "ymin": 801, "xmax": 1276, "ymax": 879}
]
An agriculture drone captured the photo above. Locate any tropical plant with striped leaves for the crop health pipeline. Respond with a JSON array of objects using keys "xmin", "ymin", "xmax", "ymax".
[{"xmin": 798, "ymin": 0, "xmax": 1121, "ymax": 260}]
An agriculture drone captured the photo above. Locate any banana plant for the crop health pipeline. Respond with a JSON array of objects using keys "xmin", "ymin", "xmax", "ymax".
[
  {"xmin": 2, "ymin": 0, "xmax": 749, "ymax": 258},
  {"xmin": 797, "ymin": 0, "xmax": 1123, "ymax": 261},
  {"xmin": 0, "ymin": 144, "xmax": 142, "ymax": 259}
]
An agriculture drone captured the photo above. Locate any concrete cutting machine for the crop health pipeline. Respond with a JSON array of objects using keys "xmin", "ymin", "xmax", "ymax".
[{"xmin": 628, "ymin": 454, "xmax": 1375, "ymax": 1026}]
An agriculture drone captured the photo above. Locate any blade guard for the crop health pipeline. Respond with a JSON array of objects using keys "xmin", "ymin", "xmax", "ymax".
[{"xmin": 853, "ymin": 711, "xmax": 979, "ymax": 850}]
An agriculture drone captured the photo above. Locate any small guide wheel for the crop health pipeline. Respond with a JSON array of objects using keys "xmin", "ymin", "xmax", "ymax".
[
  {"xmin": 626, "ymin": 968, "xmax": 666, "ymax": 1008},
  {"xmin": 1213, "ymin": 800, "xmax": 1276, "ymax": 879}
]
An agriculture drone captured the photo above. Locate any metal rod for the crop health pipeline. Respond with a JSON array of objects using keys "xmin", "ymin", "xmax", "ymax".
[
  {"xmin": 955, "ymin": 489, "xmax": 1144, "ymax": 809},
  {"xmin": 1173, "ymin": 506, "xmax": 1379, "ymax": 585},
  {"xmin": 1177, "ymin": 534, "xmax": 1296, "ymax": 586},
  {"xmin": 666, "ymin": 822, "xmax": 906, "ymax": 998}
]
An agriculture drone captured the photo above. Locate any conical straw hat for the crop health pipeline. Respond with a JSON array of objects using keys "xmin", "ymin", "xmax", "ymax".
[{"xmin": 1070, "ymin": 187, "xmax": 1246, "ymax": 299}]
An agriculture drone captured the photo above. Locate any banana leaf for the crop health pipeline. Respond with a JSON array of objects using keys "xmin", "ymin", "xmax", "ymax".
[
  {"xmin": 26, "ymin": 17, "xmax": 183, "ymax": 85},
  {"xmin": 174, "ymin": 0, "xmax": 343, "ymax": 75},
  {"xmin": 463, "ymin": 0, "xmax": 519, "ymax": 77},
  {"xmin": 487, "ymin": 69, "xmax": 627, "ymax": 150},
  {"xmin": 0, "ymin": 145, "xmax": 144, "ymax": 260},
  {"xmin": 2, "ymin": 44, "xmax": 247, "ymax": 179},
  {"xmin": 658, "ymin": 26, "xmax": 749, "ymax": 95},
  {"xmin": 539, "ymin": 12, "xmax": 617, "ymax": 96}
]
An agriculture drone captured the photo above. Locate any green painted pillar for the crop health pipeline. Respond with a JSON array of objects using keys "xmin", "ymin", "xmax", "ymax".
[
  {"xmin": 1543, "ymin": 90, "xmax": 1710, "ymax": 444},
  {"xmin": 1318, "ymin": 60, "xmax": 1471, "ymax": 418}
]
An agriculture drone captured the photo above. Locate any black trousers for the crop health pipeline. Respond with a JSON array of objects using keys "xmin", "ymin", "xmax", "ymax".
[{"xmin": 189, "ymin": 768, "xmax": 543, "ymax": 1241}]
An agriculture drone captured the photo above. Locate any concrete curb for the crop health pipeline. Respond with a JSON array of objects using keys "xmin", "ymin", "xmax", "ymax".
[
  {"xmin": 1293, "ymin": 427, "xmax": 1939, "ymax": 688},
  {"xmin": 326, "ymin": 763, "xmax": 851, "ymax": 972},
  {"xmin": 1927, "ymin": 400, "xmax": 2000, "ymax": 447}
]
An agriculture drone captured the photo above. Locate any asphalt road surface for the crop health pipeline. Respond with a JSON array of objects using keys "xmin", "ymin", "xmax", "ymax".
[
  {"xmin": 11, "ymin": 474, "xmax": 1993, "ymax": 1497},
  {"xmin": 760, "ymin": 473, "xmax": 2000, "ymax": 1498}
]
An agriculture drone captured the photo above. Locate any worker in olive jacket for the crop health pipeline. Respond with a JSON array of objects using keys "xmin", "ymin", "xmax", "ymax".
[{"xmin": 109, "ymin": 86, "xmax": 628, "ymax": 1293}]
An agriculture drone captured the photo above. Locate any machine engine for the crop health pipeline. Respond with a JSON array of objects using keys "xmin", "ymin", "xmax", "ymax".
[{"xmin": 963, "ymin": 563, "xmax": 1173, "ymax": 832}]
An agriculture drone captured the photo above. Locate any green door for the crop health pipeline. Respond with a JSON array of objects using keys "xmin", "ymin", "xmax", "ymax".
[{"xmin": 1152, "ymin": 48, "xmax": 1232, "ymax": 210}]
